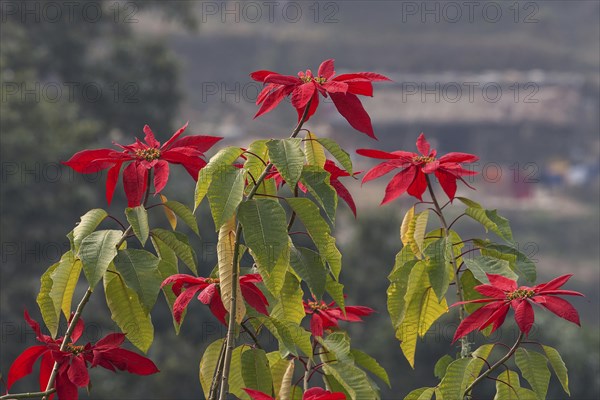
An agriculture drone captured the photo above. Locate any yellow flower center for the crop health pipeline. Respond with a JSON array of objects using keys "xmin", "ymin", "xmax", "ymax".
[
  {"xmin": 413, "ymin": 155, "xmax": 436, "ymax": 163},
  {"xmin": 307, "ymin": 301, "xmax": 328, "ymax": 311},
  {"xmin": 66, "ymin": 344, "xmax": 85, "ymax": 355},
  {"xmin": 300, "ymin": 76, "xmax": 327, "ymax": 84},
  {"xmin": 134, "ymin": 148, "xmax": 161, "ymax": 162},
  {"xmin": 506, "ymin": 289, "xmax": 535, "ymax": 300},
  {"xmin": 206, "ymin": 278, "xmax": 220, "ymax": 285}
]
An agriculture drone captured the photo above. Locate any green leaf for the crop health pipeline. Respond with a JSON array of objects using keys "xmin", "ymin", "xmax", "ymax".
[
  {"xmin": 434, "ymin": 354, "xmax": 454, "ymax": 380},
  {"xmin": 229, "ymin": 346, "xmax": 251, "ymax": 399},
  {"xmin": 413, "ymin": 210, "xmax": 429, "ymax": 255},
  {"xmin": 78, "ymin": 230, "xmax": 122, "ymax": 289},
  {"xmin": 321, "ymin": 359, "xmax": 378, "ymax": 400},
  {"xmin": 460, "ymin": 270, "xmax": 487, "ymax": 314},
  {"xmin": 150, "ymin": 228, "xmax": 197, "ymax": 275},
  {"xmin": 104, "ymin": 272, "xmax": 154, "ymax": 353},
  {"xmin": 195, "ymin": 146, "xmax": 244, "ymax": 210},
  {"xmin": 238, "ymin": 199, "xmax": 289, "ymax": 271},
  {"xmin": 515, "ymin": 348, "xmax": 550, "ymax": 400},
  {"xmin": 351, "ymin": 349, "xmax": 390, "ymax": 387},
  {"xmin": 396, "ymin": 261, "xmax": 448, "ymax": 368},
  {"xmin": 50, "ymin": 251, "xmax": 82, "ymax": 318},
  {"xmin": 438, "ymin": 356, "xmax": 487, "ymax": 399},
  {"xmin": 72, "ymin": 209, "xmax": 108, "ymax": 250},
  {"xmin": 326, "ymin": 274, "xmax": 345, "ymax": 312},
  {"xmin": 113, "ymin": 249, "xmax": 162, "ymax": 314},
  {"xmin": 304, "ymin": 131, "xmax": 326, "ymax": 168},
  {"xmin": 300, "ymin": 165, "xmax": 338, "ymax": 224},
  {"xmin": 253, "ymin": 240, "xmax": 289, "ymax": 297},
  {"xmin": 494, "ymin": 370, "xmax": 538, "ymax": 400},
  {"xmin": 541, "ymin": 345, "xmax": 570, "ymax": 395},
  {"xmin": 270, "ymin": 272, "xmax": 305, "ymax": 325},
  {"xmin": 267, "ymin": 352, "xmax": 289, "ymax": 397},
  {"xmin": 286, "ymin": 198, "xmax": 342, "ymax": 279},
  {"xmin": 151, "ymin": 236, "xmax": 183, "ymax": 332},
  {"xmin": 290, "ymin": 246, "xmax": 327, "ymax": 299},
  {"xmin": 457, "ymin": 197, "xmax": 513, "ymax": 243},
  {"xmin": 242, "ymin": 348, "xmax": 273, "ymax": 394},
  {"xmin": 423, "ymin": 237, "xmax": 453, "ymax": 301},
  {"xmin": 387, "ymin": 253, "xmax": 417, "ymax": 328},
  {"xmin": 125, "ymin": 206, "xmax": 149, "ymax": 245},
  {"xmin": 244, "ymin": 140, "xmax": 276, "ymax": 197},
  {"xmin": 208, "ymin": 166, "xmax": 245, "ymax": 230},
  {"xmin": 37, "ymin": 261, "xmax": 60, "ymax": 338},
  {"xmin": 464, "ymin": 256, "xmax": 518, "ymax": 284},
  {"xmin": 317, "ymin": 138, "xmax": 353, "ymax": 174},
  {"xmin": 404, "ymin": 388, "xmax": 434, "ymax": 400},
  {"xmin": 163, "ymin": 201, "xmax": 199, "ymax": 235},
  {"xmin": 199, "ymin": 338, "xmax": 224, "ymax": 399},
  {"xmin": 474, "ymin": 240, "xmax": 537, "ymax": 283},
  {"xmin": 217, "ymin": 217, "xmax": 245, "ymax": 324},
  {"xmin": 261, "ymin": 317, "xmax": 311, "ymax": 357},
  {"xmin": 266, "ymin": 138, "xmax": 305, "ymax": 189}
]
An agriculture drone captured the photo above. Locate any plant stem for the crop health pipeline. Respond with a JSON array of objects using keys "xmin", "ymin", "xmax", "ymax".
[
  {"xmin": 217, "ymin": 101, "xmax": 312, "ymax": 400},
  {"xmin": 463, "ymin": 332, "xmax": 525, "ymax": 398},
  {"xmin": 0, "ymin": 389, "xmax": 56, "ymax": 400},
  {"xmin": 41, "ymin": 171, "xmax": 153, "ymax": 400},
  {"xmin": 425, "ymin": 175, "xmax": 470, "ymax": 357},
  {"xmin": 208, "ymin": 339, "xmax": 227, "ymax": 400}
]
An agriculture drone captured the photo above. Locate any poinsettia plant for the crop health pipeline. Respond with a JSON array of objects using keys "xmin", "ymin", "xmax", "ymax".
[{"xmin": 0, "ymin": 59, "xmax": 582, "ymax": 400}]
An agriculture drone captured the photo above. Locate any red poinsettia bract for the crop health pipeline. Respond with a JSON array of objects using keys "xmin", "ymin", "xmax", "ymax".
[
  {"xmin": 7, "ymin": 311, "xmax": 158, "ymax": 400},
  {"xmin": 63, "ymin": 123, "xmax": 222, "ymax": 207},
  {"xmin": 357, "ymin": 133, "xmax": 478, "ymax": 204},
  {"xmin": 161, "ymin": 273, "xmax": 269, "ymax": 325},
  {"xmin": 303, "ymin": 298, "xmax": 374, "ymax": 337},
  {"xmin": 250, "ymin": 59, "xmax": 390, "ymax": 138},
  {"xmin": 452, "ymin": 273, "xmax": 583, "ymax": 342},
  {"xmin": 243, "ymin": 387, "xmax": 346, "ymax": 400},
  {"xmin": 266, "ymin": 160, "xmax": 359, "ymax": 216}
]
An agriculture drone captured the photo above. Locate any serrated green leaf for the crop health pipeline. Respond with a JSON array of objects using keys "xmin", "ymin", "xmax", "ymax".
[
  {"xmin": 396, "ymin": 261, "xmax": 448, "ymax": 368},
  {"xmin": 464, "ymin": 256, "xmax": 517, "ymax": 284},
  {"xmin": 541, "ymin": 345, "xmax": 570, "ymax": 395},
  {"xmin": 37, "ymin": 261, "xmax": 60, "ymax": 338},
  {"xmin": 208, "ymin": 166, "xmax": 245, "ymax": 230},
  {"xmin": 218, "ymin": 217, "xmax": 245, "ymax": 324},
  {"xmin": 300, "ymin": 165, "xmax": 337, "ymax": 224},
  {"xmin": 317, "ymin": 138, "xmax": 353, "ymax": 174},
  {"xmin": 286, "ymin": 198, "xmax": 342, "ymax": 279},
  {"xmin": 72, "ymin": 209, "xmax": 108, "ymax": 250},
  {"xmin": 195, "ymin": 146, "xmax": 244, "ymax": 210},
  {"xmin": 238, "ymin": 198, "xmax": 288, "ymax": 271},
  {"xmin": 199, "ymin": 338, "xmax": 224, "ymax": 399},
  {"xmin": 267, "ymin": 138, "xmax": 305, "ymax": 189},
  {"xmin": 163, "ymin": 201, "xmax": 199, "ymax": 235},
  {"xmin": 150, "ymin": 228, "xmax": 197, "ymax": 275},
  {"xmin": 458, "ymin": 198, "xmax": 513, "ymax": 243},
  {"xmin": 104, "ymin": 272, "xmax": 154, "ymax": 353},
  {"xmin": 304, "ymin": 131, "xmax": 326, "ymax": 167},
  {"xmin": 351, "ymin": 349, "xmax": 390, "ymax": 387},
  {"xmin": 125, "ymin": 206, "xmax": 149, "ymax": 245},
  {"xmin": 79, "ymin": 230, "xmax": 122, "ymax": 289},
  {"xmin": 515, "ymin": 348, "xmax": 550, "ymax": 400},
  {"xmin": 290, "ymin": 246, "xmax": 327, "ymax": 299},
  {"xmin": 434, "ymin": 354, "xmax": 454, "ymax": 380},
  {"xmin": 113, "ymin": 249, "xmax": 162, "ymax": 314},
  {"xmin": 242, "ymin": 348, "xmax": 273, "ymax": 394},
  {"xmin": 50, "ymin": 251, "xmax": 82, "ymax": 318}
]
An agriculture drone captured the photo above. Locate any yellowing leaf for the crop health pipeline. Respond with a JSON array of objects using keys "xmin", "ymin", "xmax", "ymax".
[
  {"xmin": 413, "ymin": 210, "xmax": 429, "ymax": 255},
  {"xmin": 49, "ymin": 251, "xmax": 83, "ymax": 318},
  {"xmin": 279, "ymin": 359, "xmax": 295, "ymax": 400},
  {"xmin": 304, "ymin": 131, "xmax": 326, "ymax": 168},
  {"xmin": 218, "ymin": 217, "xmax": 245, "ymax": 324},
  {"xmin": 400, "ymin": 206, "xmax": 415, "ymax": 246}
]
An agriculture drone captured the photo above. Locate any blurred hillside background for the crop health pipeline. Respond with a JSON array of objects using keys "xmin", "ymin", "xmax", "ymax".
[{"xmin": 1, "ymin": 1, "xmax": 598, "ymax": 399}]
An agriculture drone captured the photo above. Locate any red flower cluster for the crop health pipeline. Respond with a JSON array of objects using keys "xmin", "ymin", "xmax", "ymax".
[
  {"xmin": 251, "ymin": 59, "xmax": 390, "ymax": 138},
  {"xmin": 7, "ymin": 311, "xmax": 158, "ymax": 400},
  {"xmin": 63, "ymin": 123, "xmax": 221, "ymax": 207},
  {"xmin": 161, "ymin": 274, "xmax": 269, "ymax": 325},
  {"xmin": 243, "ymin": 387, "xmax": 346, "ymax": 400},
  {"xmin": 303, "ymin": 298, "xmax": 374, "ymax": 337},
  {"xmin": 452, "ymin": 274, "xmax": 583, "ymax": 342},
  {"xmin": 357, "ymin": 133, "xmax": 478, "ymax": 204}
]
